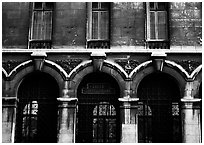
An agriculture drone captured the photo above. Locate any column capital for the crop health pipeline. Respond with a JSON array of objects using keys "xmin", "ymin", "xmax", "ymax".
[
  {"xmin": 119, "ymin": 97, "xmax": 139, "ymax": 102},
  {"xmin": 57, "ymin": 98, "xmax": 78, "ymax": 108},
  {"xmin": 181, "ymin": 98, "xmax": 201, "ymax": 109},
  {"xmin": 57, "ymin": 97, "xmax": 78, "ymax": 102},
  {"xmin": 2, "ymin": 97, "xmax": 18, "ymax": 108},
  {"xmin": 181, "ymin": 98, "xmax": 201, "ymax": 102}
]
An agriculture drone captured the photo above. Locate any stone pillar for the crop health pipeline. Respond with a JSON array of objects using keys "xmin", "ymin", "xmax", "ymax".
[
  {"xmin": 181, "ymin": 82, "xmax": 202, "ymax": 143},
  {"xmin": 57, "ymin": 97, "xmax": 78, "ymax": 143},
  {"xmin": 2, "ymin": 97, "xmax": 17, "ymax": 143},
  {"xmin": 119, "ymin": 97, "xmax": 139, "ymax": 143},
  {"xmin": 181, "ymin": 98, "xmax": 201, "ymax": 143}
]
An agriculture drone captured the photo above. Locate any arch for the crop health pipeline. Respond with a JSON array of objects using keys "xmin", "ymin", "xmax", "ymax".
[
  {"xmin": 69, "ymin": 60, "xmax": 126, "ymax": 98},
  {"xmin": 44, "ymin": 60, "xmax": 68, "ymax": 80},
  {"xmin": 129, "ymin": 60, "xmax": 152, "ymax": 79},
  {"xmin": 165, "ymin": 60, "xmax": 190, "ymax": 79},
  {"xmin": 191, "ymin": 65, "xmax": 202, "ymax": 80},
  {"xmin": 2, "ymin": 67, "xmax": 8, "ymax": 78},
  {"xmin": 10, "ymin": 60, "xmax": 65, "ymax": 98},
  {"xmin": 6, "ymin": 60, "xmax": 33, "ymax": 80},
  {"xmin": 131, "ymin": 61, "xmax": 186, "ymax": 98}
]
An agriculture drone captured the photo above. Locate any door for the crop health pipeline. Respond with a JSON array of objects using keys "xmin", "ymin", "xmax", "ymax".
[
  {"xmin": 15, "ymin": 72, "xmax": 59, "ymax": 143},
  {"xmin": 137, "ymin": 73, "xmax": 181, "ymax": 143}
]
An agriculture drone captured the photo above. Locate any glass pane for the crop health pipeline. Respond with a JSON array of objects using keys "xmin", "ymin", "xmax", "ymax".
[
  {"xmin": 101, "ymin": 2, "xmax": 110, "ymax": 9},
  {"xmin": 100, "ymin": 12, "xmax": 109, "ymax": 39},
  {"xmin": 92, "ymin": 2, "xmax": 99, "ymax": 9},
  {"xmin": 158, "ymin": 12, "xmax": 167, "ymax": 39},
  {"xmin": 150, "ymin": 12, "xmax": 156, "ymax": 39},
  {"xmin": 150, "ymin": 2, "xmax": 156, "ymax": 11},
  {"xmin": 34, "ymin": 2, "xmax": 43, "ymax": 10},
  {"xmin": 158, "ymin": 2, "xmax": 167, "ymax": 10},
  {"xmin": 43, "ymin": 11, "xmax": 52, "ymax": 40},
  {"xmin": 22, "ymin": 101, "xmax": 38, "ymax": 142},
  {"xmin": 32, "ymin": 11, "xmax": 43, "ymax": 40},
  {"xmin": 106, "ymin": 119, "xmax": 116, "ymax": 142},
  {"xmin": 45, "ymin": 2, "xmax": 54, "ymax": 10},
  {"xmin": 92, "ymin": 12, "xmax": 98, "ymax": 39}
]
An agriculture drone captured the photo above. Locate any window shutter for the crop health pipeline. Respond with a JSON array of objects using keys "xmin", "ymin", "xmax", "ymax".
[
  {"xmin": 92, "ymin": 11, "xmax": 99, "ymax": 39},
  {"xmin": 157, "ymin": 11, "xmax": 167, "ymax": 40},
  {"xmin": 32, "ymin": 11, "xmax": 43, "ymax": 40},
  {"xmin": 100, "ymin": 11, "xmax": 109, "ymax": 39},
  {"xmin": 43, "ymin": 11, "xmax": 52, "ymax": 40},
  {"xmin": 150, "ymin": 12, "xmax": 156, "ymax": 39}
]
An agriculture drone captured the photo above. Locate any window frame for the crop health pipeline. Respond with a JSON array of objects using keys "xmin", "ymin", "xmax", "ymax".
[
  {"xmin": 87, "ymin": 2, "xmax": 110, "ymax": 41},
  {"xmin": 146, "ymin": 2, "xmax": 168, "ymax": 41},
  {"xmin": 29, "ymin": 2, "xmax": 54, "ymax": 49}
]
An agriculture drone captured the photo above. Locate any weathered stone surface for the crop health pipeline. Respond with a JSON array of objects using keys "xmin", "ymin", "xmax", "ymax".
[
  {"xmin": 2, "ymin": 2, "xmax": 30, "ymax": 48},
  {"xmin": 170, "ymin": 2, "xmax": 202, "ymax": 46}
]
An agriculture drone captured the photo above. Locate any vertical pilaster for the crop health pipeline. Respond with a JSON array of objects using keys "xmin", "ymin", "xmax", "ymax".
[
  {"xmin": 2, "ymin": 97, "xmax": 17, "ymax": 143},
  {"xmin": 57, "ymin": 97, "xmax": 77, "ymax": 143}
]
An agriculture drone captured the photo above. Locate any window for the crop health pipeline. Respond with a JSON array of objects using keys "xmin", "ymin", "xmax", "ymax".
[
  {"xmin": 29, "ymin": 2, "xmax": 54, "ymax": 49},
  {"xmin": 87, "ymin": 2, "xmax": 110, "ymax": 48},
  {"xmin": 146, "ymin": 2, "xmax": 169, "ymax": 49}
]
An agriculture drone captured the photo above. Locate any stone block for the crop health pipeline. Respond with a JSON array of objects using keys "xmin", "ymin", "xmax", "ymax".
[{"xmin": 121, "ymin": 124, "xmax": 137, "ymax": 143}]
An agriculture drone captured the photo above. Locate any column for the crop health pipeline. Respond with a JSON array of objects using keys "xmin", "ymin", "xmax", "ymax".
[
  {"xmin": 181, "ymin": 82, "xmax": 202, "ymax": 143},
  {"xmin": 57, "ymin": 97, "xmax": 78, "ymax": 143},
  {"xmin": 119, "ymin": 97, "xmax": 139, "ymax": 143},
  {"xmin": 2, "ymin": 97, "xmax": 17, "ymax": 143},
  {"xmin": 181, "ymin": 98, "xmax": 201, "ymax": 143}
]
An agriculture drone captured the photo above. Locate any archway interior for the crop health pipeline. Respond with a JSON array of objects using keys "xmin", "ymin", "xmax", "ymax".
[
  {"xmin": 76, "ymin": 72, "xmax": 120, "ymax": 143},
  {"xmin": 15, "ymin": 72, "xmax": 59, "ymax": 143},
  {"xmin": 137, "ymin": 72, "xmax": 181, "ymax": 143}
]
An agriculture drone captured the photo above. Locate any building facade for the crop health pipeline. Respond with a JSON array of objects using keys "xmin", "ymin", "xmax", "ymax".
[{"xmin": 2, "ymin": 2, "xmax": 202, "ymax": 143}]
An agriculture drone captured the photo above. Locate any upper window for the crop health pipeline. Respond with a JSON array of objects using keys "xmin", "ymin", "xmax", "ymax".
[
  {"xmin": 87, "ymin": 2, "xmax": 110, "ymax": 48},
  {"xmin": 29, "ymin": 2, "xmax": 54, "ymax": 49},
  {"xmin": 146, "ymin": 2, "xmax": 168, "ymax": 41}
]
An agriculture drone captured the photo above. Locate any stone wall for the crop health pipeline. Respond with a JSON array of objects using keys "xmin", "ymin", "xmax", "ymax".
[
  {"xmin": 2, "ymin": 2, "xmax": 30, "ymax": 48},
  {"xmin": 2, "ymin": 2, "xmax": 202, "ymax": 49},
  {"xmin": 170, "ymin": 2, "xmax": 202, "ymax": 46}
]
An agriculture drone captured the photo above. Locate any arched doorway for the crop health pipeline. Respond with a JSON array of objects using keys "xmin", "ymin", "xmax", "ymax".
[
  {"xmin": 15, "ymin": 72, "xmax": 59, "ymax": 143},
  {"xmin": 76, "ymin": 72, "xmax": 120, "ymax": 143},
  {"xmin": 137, "ymin": 73, "xmax": 181, "ymax": 143}
]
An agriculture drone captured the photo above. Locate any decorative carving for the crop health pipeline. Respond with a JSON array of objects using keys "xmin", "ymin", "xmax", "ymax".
[
  {"xmin": 2, "ymin": 60, "xmax": 24, "ymax": 74},
  {"xmin": 55, "ymin": 59, "xmax": 82, "ymax": 74},
  {"xmin": 115, "ymin": 59, "xmax": 139, "ymax": 74},
  {"xmin": 29, "ymin": 40, "xmax": 52, "ymax": 49},
  {"xmin": 176, "ymin": 60, "xmax": 200, "ymax": 75},
  {"xmin": 87, "ymin": 40, "xmax": 110, "ymax": 49}
]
